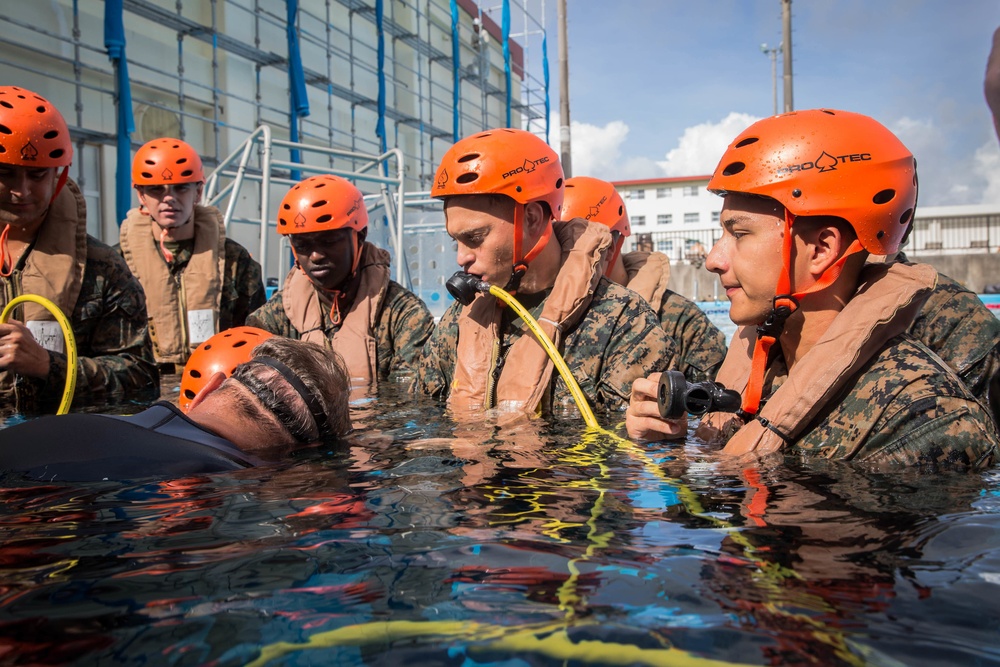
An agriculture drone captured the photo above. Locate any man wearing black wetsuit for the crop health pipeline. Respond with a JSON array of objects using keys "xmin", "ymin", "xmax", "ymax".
[{"xmin": 0, "ymin": 337, "xmax": 352, "ymax": 482}]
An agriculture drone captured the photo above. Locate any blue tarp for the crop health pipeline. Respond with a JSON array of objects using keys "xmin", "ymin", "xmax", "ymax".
[
  {"xmin": 375, "ymin": 0, "xmax": 387, "ymax": 154},
  {"xmin": 542, "ymin": 29, "xmax": 550, "ymax": 145},
  {"xmin": 450, "ymin": 0, "xmax": 460, "ymax": 141},
  {"xmin": 286, "ymin": 0, "xmax": 310, "ymax": 181},
  {"xmin": 103, "ymin": 0, "xmax": 135, "ymax": 226},
  {"xmin": 502, "ymin": 0, "xmax": 511, "ymax": 128}
]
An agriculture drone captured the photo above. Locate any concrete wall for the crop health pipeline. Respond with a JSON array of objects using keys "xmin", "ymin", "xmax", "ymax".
[{"xmin": 667, "ymin": 252, "xmax": 1000, "ymax": 303}]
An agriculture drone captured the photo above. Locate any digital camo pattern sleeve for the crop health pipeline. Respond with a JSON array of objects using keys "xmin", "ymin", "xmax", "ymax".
[
  {"xmin": 559, "ymin": 278, "xmax": 676, "ymax": 412},
  {"xmin": 906, "ymin": 274, "xmax": 1000, "ymax": 426},
  {"xmin": 221, "ymin": 238, "xmax": 266, "ymax": 330},
  {"xmin": 416, "ymin": 299, "xmax": 461, "ymax": 398},
  {"xmin": 795, "ymin": 336, "xmax": 999, "ymax": 470},
  {"xmin": 379, "ymin": 281, "xmax": 435, "ymax": 381},
  {"xmin": 34, "ymin": 238, "xmax": 159, "ymax": 409},
  {"xmin": 245, "ymin": 291, "xmax": 298, "ymax": 338},
  {"xmin": 658, "ymin": 290, "xmax": 727, "ymax": 383}
]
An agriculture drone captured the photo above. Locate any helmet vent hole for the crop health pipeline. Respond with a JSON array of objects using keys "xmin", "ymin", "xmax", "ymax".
[
  {"xmin": 180, "ymin": 170, "xmax": 193, "ymax": 177},
  {"xmin": 456, "ymin": 173, "xmax": 479, "ymax": 184},
  {"xmin": 722, "ymin": 161, "xmax": 745, "ymax": 177},
  {"xmin": 0, "ymin": 124, "xmax": 10, "ymax": 135},
  {"xmin": 233, "ymin": 340, "xmax": 247, "ymax": 348},
  {"xmin": 204, "ymin": 344, "xmax": 213, "ymax": 350},
  {"xmin": 49, "ymin": 149, "xmax": 64, "ymax": 159},
  {"xmin": 141, "ymin": 171, "xmax": 153, "ymax": 179},
  {"xmin": 43, "ymin": 130, "xmax": 58, "ymax": 140},
  {"xmin": 315, "ymin": 183, "xmax": 326, "ymax": 189},
  {"xmin": 279, "ymin": 218, "xmax": 287, "ymax": 226},
  {"xmin": 900, "ymin": 208, "xmax": 914, "ymax": 225},
  {"xmin": 872, "ymin": 189, "xmax": 895, "ymax": 205},
  {"xmin": 617, "ymin": 205, "xmax": 623, "ymax": 215},
  {"xmin": 475, "ymin": 132, "xmax": 492, "ymax": 138},
  {"xmin": 821, "ymin": 109, "xmax": 836, "ymax": 115},
  {"xmin": 311, "ymin": 199, "xmax": 328, "ymax": 208},
  {"xmin": 316, "ymin": 214, "xmax": 333, "ymax": 223},
  {"xmin": 145, "ymin": 159, "xmax": 155, "ymax": 165},
  {"xmin": 735, "ymin": 137, "xmax": 758, "ymax": 148},
  {"xmin": 176, "ymin": 158, "xmax": 187, "ymax": 164},
  {"xmin": 877, "ymin": 230, "xmax": 885, "ymax": 239},
  {"xmin": 0, "ymin": 102, "xmax": 12, "ymax": 109},
  {"xmin": 183, "ymin": 389, "xmax": 196, "ymax": 399},
  {"xmin": 515, "ymin": 186, "xmax": 522, "ymax": 192},
  {"xmin": 189, "ymin": 369, "xmax": 202, "ymax": 378},
  {"xmin": 0, "ymin": 147, "xmax": 5, "ymax": 154},
  {"xmin": 282, "ymin": 203, "xmax": 290, "ymax": 210},
  {"xmin": 555, "ymin": 178, "xmax": 563, "ymax": 189},
  {"xmin": 457, "ymin": 153, "xmax": 479, "ymax": 163},
  {"xmin": 35, "ymin": 106, "xmax": 46, "ymax": 114}
]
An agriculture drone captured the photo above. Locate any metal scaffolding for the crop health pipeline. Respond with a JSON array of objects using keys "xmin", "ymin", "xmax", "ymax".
[{"xmin": 0, "ymin": 0, "xmax": 551, "ymax": 286}]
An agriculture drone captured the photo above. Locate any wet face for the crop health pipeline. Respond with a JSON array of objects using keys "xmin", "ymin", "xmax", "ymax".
[
  {"xmin": 137, "ymin": 182, "xmax": 203, "ymax": 236},
  {"xmin": 705, "ymin": 194, "xmax": 786, "ymax": 326},
  {"xmin": 289, "ymin": 228, "xmax": 358, "ymax": 292},
  {"xmin": 0, "ymin": 164, "xmax": 59, "ymax": 231},
  {"xmin": 444, "ymin": 195, "xmax": 515, "ymax": 287}
]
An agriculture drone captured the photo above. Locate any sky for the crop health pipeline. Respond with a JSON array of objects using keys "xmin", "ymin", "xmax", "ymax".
[{"xmin": 537, "ymin": 0, "xmax": 1000, "ymax": 207}]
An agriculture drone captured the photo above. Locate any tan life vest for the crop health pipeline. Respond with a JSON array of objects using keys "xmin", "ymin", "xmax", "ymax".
[
  {"xmin": 449, "ymin": 218, "xmax": 612, "ymax": 417},
  {"xmin": 282, "ymin": 241, "xmax": 391, "ymax": 387},
  {"xmin": 0, "ymin": 178, "xmax": 88, "ymax": 356},
  {"xmin": 119, "ymin": 204, "xmax": 225, "ymax": 364},
  {"xmin": 621, "ymin": 251, "xmax": 671, "ymax": 311},
  {"xmin": 696, "ymin": 262, "xmax": 938, "ymax": 455}
]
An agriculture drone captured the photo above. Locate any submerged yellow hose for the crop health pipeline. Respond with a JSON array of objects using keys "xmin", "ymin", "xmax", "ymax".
[{"xmin": 0, "ymin": 295, "xmax": 77, "ymax": 414}]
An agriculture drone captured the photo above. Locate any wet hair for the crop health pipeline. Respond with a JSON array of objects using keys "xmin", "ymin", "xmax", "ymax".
[{"xmin": 226, "ymin": 337, "xmax": 352, "ymax": 444}]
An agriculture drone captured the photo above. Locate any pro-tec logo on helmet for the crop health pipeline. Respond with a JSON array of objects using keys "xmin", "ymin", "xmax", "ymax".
[
  {"xmin": 777, "ymin": 151, "xmax": 871, "ymax": 176},
  {"xmin": 436, "ymin": 168, "xmax": 448, "ymax": 190},
  {"xmin": 587, "ymin": 195, "xmax": 608, "ymax": 220},
  {"xmin": 347, "ymin": 196, "xmax": 363, "ymax": 216},
  {"xmin": 19, "ymin": 142, "xmax": 38, "ymax": 161},
  {"xmin": 161, "ymin": 168, "xmax": 174, "ymax": 181},
  {"xmin": 294, "ymin": 213, "xmax": 307, "ymax": 228},
  {"xmin": 502, "ymin": 156, "xmax": 550, "ymax": 180}
]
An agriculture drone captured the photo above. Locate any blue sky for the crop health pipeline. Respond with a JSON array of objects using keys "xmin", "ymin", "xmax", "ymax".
[{"xmin": 539, "ymin": 0, "xmax": 1000, "ymax": 206}]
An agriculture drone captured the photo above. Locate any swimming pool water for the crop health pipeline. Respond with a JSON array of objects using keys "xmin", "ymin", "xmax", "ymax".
[{"xmin": 1, "ymin": 384, "xmax": 999, "ymax": 666}]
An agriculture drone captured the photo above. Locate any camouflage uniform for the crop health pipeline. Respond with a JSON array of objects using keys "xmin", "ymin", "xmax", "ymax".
[
  {"xmin": 762, "ymin": 337, "xmax": 999, "ymax": 469},
  {"xmin": 247, "ymin": 281, "xmax": 433, "ymax": 382},
  {"xmin": 658, "ymin": 291, "xmax": 727, "ymax": 383},
  {"xmin": 114, "ymin": 237, "xmax": 265, "ymax": 333},
  {"xmin": 418, "ymin": 277, "xmax": 676, "ymax": 413},
  {"xmin": 905, "ymin": 271, "xmax": 1000, "ymax": 426},
  {"xmin": 1, "ymin": 237, "xmax": 159, "ymax": 413}
]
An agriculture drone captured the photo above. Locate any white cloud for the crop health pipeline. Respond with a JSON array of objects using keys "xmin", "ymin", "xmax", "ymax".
[
  {"xmin": 657, "ymin": 113, "xmax": 761, "ymax": 177},
  {"xmin": 569, "ymin": 119, "xmax": 661, "ymax": 180},
  {"xmin": 974, "ymin": 139, "xmax": 1000, "ymax": 206}
]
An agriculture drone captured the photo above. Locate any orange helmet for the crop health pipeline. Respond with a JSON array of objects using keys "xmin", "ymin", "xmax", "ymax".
[
  {"xmin": 433, "ymin": 128, "xmax": 564, "ymax": 217},
  {"xmin": 179, "ymin": 326, "xmax": 274, "ymax": 411},
  {"xmin": 132, "ymin": 138, "xmax": 205, "ymax": 185},
  {"xmin": 708, "ymin": 108, "xmax": 916, "ymax": 256},
  {"xmin": 562, "ymin": 176, "xmax": 631, "ymax": 237},
  {"xmin": 277, "ymin": 175, "xmax": 368, "ymax": 236},
  {"xmin": 0, "ymin": 86, "xmax": 72, "ymax": 167}
]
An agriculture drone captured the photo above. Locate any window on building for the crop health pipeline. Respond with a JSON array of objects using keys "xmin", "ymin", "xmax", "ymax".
[
  {"xmin": 683, "ymin": 186, "xmax": 699, "ymax": 197},
  {"xmin": 656, "ymin": 187, "xmax": 671, "ymax": 198},
  {"xmin": 657, "ymin": 240, "xmax": 671, "ymax": 253},
  {"xmin": 657, "ymin": 214, "xmax": 672, "ymax": 226},
  {"xmin": 633, "ymin": 215, "xmax": 646, "ymax": 226},
  {"xmin": 635, "ymin": 189, "xmax": 645, "ymax": 200},
  {"xmin": 684, "ymin": 212, "xmax": 699, "ymax": 224},
  {"xmin": 711, "ymin": 211, "xmax": 720, "ymax": 224}
]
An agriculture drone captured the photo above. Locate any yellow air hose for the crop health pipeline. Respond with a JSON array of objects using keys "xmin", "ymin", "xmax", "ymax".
[{"xmin": 0, "ymin": 295, "xmax": 77, "ymax": 414}]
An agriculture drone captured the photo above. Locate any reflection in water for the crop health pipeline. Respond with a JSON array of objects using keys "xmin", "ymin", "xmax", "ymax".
[{"xmin": 0, "ymin": 384, "xmax": 998, "ymax": 665}]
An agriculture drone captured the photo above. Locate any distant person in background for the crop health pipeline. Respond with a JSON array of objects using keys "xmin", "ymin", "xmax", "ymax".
[
  {"xmin": 247, "ymin": 175, "xmax": 433, "ymax": 390},
  {"xmin": 561, "ymin": 176, "xmax": 726, "ymax": 383},
  {"xmin": 117, "ymin": 138, "xmax": 265, "ymax": 375},
  {"xmin": 0, "ymin": 336, "xmax": 352, "ymax": 482},
  {"xmin": 0, "ymin": 85, "xmax": 157, "ymax": 412},
  {"xmin": 985, "ymin": 27, "xmax": 1000, "ymax": 142}
]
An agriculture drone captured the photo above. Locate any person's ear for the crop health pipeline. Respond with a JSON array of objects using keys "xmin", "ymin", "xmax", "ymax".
[
  {"xmin": 522, "ymin": 201, "xmax": 549, "ymax": 238},
  {"xmin": 186, "ymin": 371, "xmax": 226, "ymax": 412},
  {"xmin": 811, "ymin": 224, "xmax": 847, "ymax": 275}
]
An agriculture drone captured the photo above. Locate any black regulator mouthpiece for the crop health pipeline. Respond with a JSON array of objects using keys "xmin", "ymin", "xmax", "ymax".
[
  {"xmin": 446, "ymin": 271, "xmax": 492, "ymax": 306},
  {"xmin": 657, "ymin": 370, "xmax": 742, "ymax": 419}
]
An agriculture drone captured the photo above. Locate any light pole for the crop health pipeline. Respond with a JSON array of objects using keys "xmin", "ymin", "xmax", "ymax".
[{"xmin": 761, "ymin": 42, "xmax": 781, "ymax": 116}]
